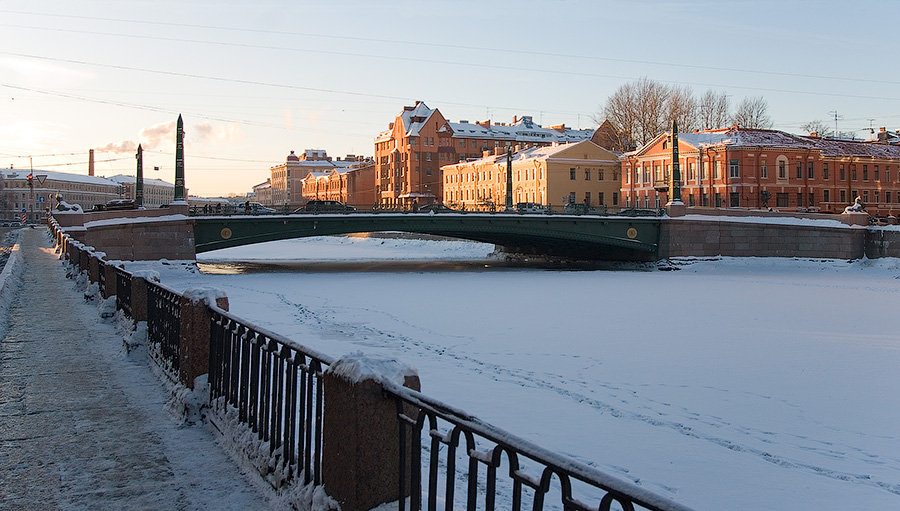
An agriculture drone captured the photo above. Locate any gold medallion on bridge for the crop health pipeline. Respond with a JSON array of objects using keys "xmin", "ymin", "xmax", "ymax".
[
  {"xmin": 626, "ymin": 227, "xmax": 638, "ymax": 239},
  {"xmin": 220, "ymin": 227, "xmax": 233, "ymax": 239}
]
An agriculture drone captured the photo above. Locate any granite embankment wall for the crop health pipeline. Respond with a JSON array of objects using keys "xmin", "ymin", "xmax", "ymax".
[{"xmin": 659, "ymin": 218, "xmax": 868, "ymax": 260}]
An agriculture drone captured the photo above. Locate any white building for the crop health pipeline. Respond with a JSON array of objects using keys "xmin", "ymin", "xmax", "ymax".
[{"xmin": 1, "ymin": 168, "xmax": 122, "ymax": 222}]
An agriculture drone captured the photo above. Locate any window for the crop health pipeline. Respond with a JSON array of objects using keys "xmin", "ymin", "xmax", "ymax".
[
  {"xmin": 585, "ymin": 170, "xmax": 591, "ymax": 181},
  {"xmin": 459, "ymin": 140, "xmax": 465, "ymax": 148},
  {"xmin": 777, "ymin": 193, "xmax": 789, "ymax": 207},
  {"xmin": 863, "ymin": 190, "xmax": 870, "ymax": 202},
  {"xmin": 851, "ymin": 165, "xmax": 857, "ymax": 181},
  {"xmin": 823, "ymin": 163, "xmax": 829, "ymax": 180},
  {"xmin": 760, "ymin": 161, "xmax": 768, "ymax": 179},
  {"xmin": 729, "ymin": 160, "xmax": 739, "ymax": 178},
  {"xmin": 643, "ymin": 166, "xmax": 650, "ymax": 183},
  {"xmin": 612, "ymin": 192, "xmax": 618, "ymax": 206},
  {"xmin": 823, "ymin": 189, "xmax": 830, "ymax": 203},
  {"xmin": 410, "ymin": 137, "xmax": 417, "ymax": 145},
  {"xmin": 778, "ymin": 161, "xmax": 787, "ymax": 179},
  {"xmin": 730, "ymin": 192, "xmax": 740, "ymax": 207},
  {"xmin": 875, "ymin": 191, "xmax": 880, "ymax": 203},
  {"xmin": 863, "ymin": 165, "xmax": 869, "ymax": 181},
  {"xmin": 701, "ymin": 193, "xmax": 709, "ymax": 206},
  {"xmin": 568, "ymin": 192, "xmax": 576, "ymax": 203},
  {"xmin": 570, "ymin": 168, "xmax": 576, "ymax": 180},
  {"xmin": 700, "ymin": 161, "xmax": 707, "ymax": 180},
  {"xmin": 840, "ymin": 190, "xmax": 847, "ymax": 203},
  {"xmin": 808, "ymin": 162, "xmax": 814, "ymax": 179},
  {"xmin": 797, "ymin": 192, "xmax": 803, "ymax": 206},
  {"xmin": 688, "ymin": 162, "xmax": 695, "ymax": 181},
  {"xmin": 585, "ymin": 192, "xmax": 591, "ymax": 204},
  {"xmin": 714, "ymin": 161, "xmax": 721, "ymax": 179},
  {"xmin": 886, "ymin": 191, "xmax": 891, "ymax": 204},
  {"xmin": 688, "ymin": 194, "xmax": 695, "ymax": 206},
  {"xmin": 715, "ymin": 193, "xmax": 722, "ymax": 207},
  {"xmin": 599, "ymin": 170, "xmax": 605, "ymax": 181},
  {"xmin": 598, "ymin": 192, "xmax": 605, "ymax": 205},
  {"xmin": 886, "ymin": 166, "xmax": 891, "ymax": 182},
  {"xmin": 808, "ymin": 191, "xmax": 815, "ymax": 207},
  {"xmin": 796, "ymin": 162, "xmax": 802, "ymax": 179},
  {"xmin": 425, "ymin": 153, "xmax": 432, "ymax": 161},
  {"xmin": 840, "ymin": 164, "xmax": 846, "ymax": 181},
  {"xmin": 874, "ymin": 165, "xmax": 880, "ymax": 181}
]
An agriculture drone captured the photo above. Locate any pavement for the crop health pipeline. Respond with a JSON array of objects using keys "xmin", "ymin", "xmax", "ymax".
[{"xmin": 0, "ymin": 227, "xmax": 275, "ymax": 510}]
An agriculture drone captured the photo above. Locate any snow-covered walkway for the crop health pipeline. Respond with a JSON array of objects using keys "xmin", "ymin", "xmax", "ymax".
[{"xmin": 0, "ymin": 228, "xmax": 274, "ymax": 510}]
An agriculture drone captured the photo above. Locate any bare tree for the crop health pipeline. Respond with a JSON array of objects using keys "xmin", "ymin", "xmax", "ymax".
[
  {"xmin": 800, "ymin": 119, "xmax": 833, "ymax": 137},
  {"xmin": 595, "ymin": 77, "xmax": 672, "ymax": 149},
  {"xmin": 667, "ymin": 85, "xmax": 698, "ymax": 133},
  {"xmin": 731, "ymin": 96, "xmax": 773, "ymax": 129},
  {"xmin": 697, "ymin": 89, "xmax": 729, "ymax": 130}
]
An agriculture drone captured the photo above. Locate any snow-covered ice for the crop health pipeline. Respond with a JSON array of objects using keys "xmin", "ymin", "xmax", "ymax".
[{"xmin": 118, "ymin": 235, "xmax": 900, "ymax": 510}]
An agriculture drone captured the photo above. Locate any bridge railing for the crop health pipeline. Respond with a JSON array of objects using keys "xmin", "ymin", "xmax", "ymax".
[
  {"xmin": 51, "ymin": 222, "xmax": 693, "ymax": 511},
  {"xmin": 115, "ymin": 266, "xmax": 133, "ymax": 318},
  {"xmin": 207, "ymin": 305, "xmax": 334, "ymax": 487}
]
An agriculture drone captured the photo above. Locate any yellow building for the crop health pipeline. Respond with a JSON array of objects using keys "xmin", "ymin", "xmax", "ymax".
[{"xmin": 440, "ymin": 140, "xmax": 621, "ymax": 211}]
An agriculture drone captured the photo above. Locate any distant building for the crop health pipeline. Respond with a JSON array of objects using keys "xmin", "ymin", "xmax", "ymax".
[
  {"xmin": 299, "ymin": 160, "xmax": 376, "ymax": 208},
  {"xmin": 0, "ymin": 168, "xmax": 121, "ymax": 222},
  {"xmin": 267, "ymin": 150, "xmax": 371, "ymax": 208},
  {"xmin": 374, "ymin": 101, "xmax": 595, "ymax": 209},
  {"xmin": 252, "ymin": 179, "xmax": 273, "ymax": 207},
  {"xmin": 440, "ymin": 140, "xmax": 620, "ymax": 211},
  {"xmin": 621, "ymin": 126, "xmax": 900, "ymax": 214},
  {"xmin": 107, "ymin": 174, "xmax": 179, "ymax": 208}
]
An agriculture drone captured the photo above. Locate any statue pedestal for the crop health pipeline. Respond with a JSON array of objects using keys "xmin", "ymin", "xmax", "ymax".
[
  {"xmin": 840, "ymin": 211, "xmax": 868, "ymax": 226},
  {"xmin": 666, "ymin": 201, "xmax": 687, "ymax": 217}
]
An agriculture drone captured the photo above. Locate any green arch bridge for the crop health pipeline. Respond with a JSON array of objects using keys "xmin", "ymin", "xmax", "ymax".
[{"xmin": 193, "ymin": 213, "xmax": 662, "ymax": 261}]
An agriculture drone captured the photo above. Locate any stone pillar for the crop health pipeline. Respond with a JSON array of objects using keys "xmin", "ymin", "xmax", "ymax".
[
  {"xmin": 101, "ymin": 262, "xmax": 118, "ymax": 300},
  {"xmin": 178, "ymin": 289, "xmax": 229, "ymax": 389},
  {"xmin": 88, "ymin": 253, "xmax": 101, "ymax": 284},
  {"xmin": 130, "ymin": 276, "xmax": 151, "ymax": 322},
  {"xmin": 322, "ymin": 355, "xmax": 420, "ymax": 511},
  {"xmin": 841, "ymin": 211, "xmax": 869, "ymax": 226}
]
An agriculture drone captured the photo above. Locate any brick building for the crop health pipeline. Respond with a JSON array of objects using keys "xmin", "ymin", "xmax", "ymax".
[
  {"xmin": 621, "ymin": 126, "xmax": 900, "ymax": 214},
  {"xmin": 374, "ymin": 101, "xmax": 595, "ymax": 209},
  {"xmin": 440, "ymin": 140, "xmax": 620, "ymax": 211},
  {"xmin": 299, "ymin": 161, "xmax": 376, "ymax": 208},
  {"xmin": 267, "ymin": 150, "xmax": 370, "ymax": 209}
]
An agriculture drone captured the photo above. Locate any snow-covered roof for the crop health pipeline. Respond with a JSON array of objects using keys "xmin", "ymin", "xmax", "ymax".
[
  {"xmin": 106, "ymin": 174, "xmax": 175, "ymax": 188},
  {"xmin": 448, "ymin": 140, "xmax": 608, "ymax": 167},
  {"xmin": 447, "ymin": 118, "xmax": 594, "ymax": 144},
  {"xmin": 1, "ymin": 168, "xmax": 120, "ymax": 187}
]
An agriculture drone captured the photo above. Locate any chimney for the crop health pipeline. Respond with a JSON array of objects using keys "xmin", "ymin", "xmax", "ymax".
[
  {"xmin": 512, "ymin": 116, "xmax": 518, "ymax": 124},
  {"xmin": 88, "ymin": 149, "xmax": 95, "ymax": 176}
]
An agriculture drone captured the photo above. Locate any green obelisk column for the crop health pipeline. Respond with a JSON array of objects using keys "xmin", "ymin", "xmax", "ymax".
[
  {"xmin": 670, "ymin": 120, "xmax": 683, "ymax": 203},
  {"xmin": 505, "ymin": 146, "xmax": 513, "ymax": 210},
  {"xmin": 174, "ymin": 114, "xmax": 186, "ymax": 203},
  {"xmin": 135, "ymin": 144, "xmax": 144, "ymax": 208}
]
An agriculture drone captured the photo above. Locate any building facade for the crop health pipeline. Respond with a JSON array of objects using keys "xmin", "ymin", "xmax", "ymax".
[
  {"xmin": 267, "ymin": 150, "xmax": 371, "ymax": 209},
  {"xmin": 374, "ymin": 102, "xmax": 595, "ymax": 209},
  {"xmin": 1, "ymin": 168, "xmax": 122, "ymax": 222},
  {"xmin": 621, "ymin": 127, "xmax": 900, "ymax": 214},
  {"xmin": 440, "ymin": 140, "xmax": 621, "ymax": 211},
  {"xmin": 299, "ymin": 161, "xmax": 376, "ymax": 208},
  {"xmin": 107, "ymin": 174, "xmax": 177, "ymax": 208}
]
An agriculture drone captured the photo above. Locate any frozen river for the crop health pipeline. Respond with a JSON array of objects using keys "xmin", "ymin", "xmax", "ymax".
[{"xmin": 127, "ymin": 235, "xmax": 900, "ymax": 511}]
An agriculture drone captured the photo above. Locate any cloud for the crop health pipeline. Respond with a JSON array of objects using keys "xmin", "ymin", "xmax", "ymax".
[
  {"xmin": 139, "ymin": 121, "xmax": 177, "ymax": 149},
  {"xmin": 94, "ymin": 139, "xmax": 137, "ymax": 154},
  {"xmin": 191, "ymin": 121, "xmax": 243, "ymax": 143}
]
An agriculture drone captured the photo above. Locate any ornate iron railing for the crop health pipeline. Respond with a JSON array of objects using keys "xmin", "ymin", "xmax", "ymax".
[
  {"xmin": 146, "ymin": 281, "xmax": 181, "ymax": 372},
  {"xmin": 115, "ymin": 266, "xmax": 133, "ymax": 318},
  {"xmin": 387, "ymin": 384, "xmax": 694, "ymax": 511},
  {"xmin": 207, "ymin": 305, "xmax": 335, "ymax": 486},
  {"xmin": 97, "ymin": 259, "xmax": 108, "ymax": 297}
]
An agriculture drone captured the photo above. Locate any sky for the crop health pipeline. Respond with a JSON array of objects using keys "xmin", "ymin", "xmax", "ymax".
[{"xmin": 1, "ymin": 0, "xmax": 899, "ymax": 197}]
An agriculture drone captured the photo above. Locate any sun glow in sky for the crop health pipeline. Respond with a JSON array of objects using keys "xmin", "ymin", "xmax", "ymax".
[{"xmin": 1, "ymin": 0, "xmax": 898, "ymax": 196}]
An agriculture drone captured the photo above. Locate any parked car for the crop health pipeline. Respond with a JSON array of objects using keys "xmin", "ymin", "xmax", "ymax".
[
  {"xmin": 297, "ymin": 200, "xmax": 357, "ymax": 213},
  {"xmin": 104, "ymin": 199, "xmax": 137, "ymax": 210},
  {"xmin": 417, "ymin": 203, "xmax": 458, "ymax": 213},
  {"xmin": 562, "ymin": 203, "xmax": 600, "ymax": 215},
  {"xmin": 616, "ymin": 208, "xmax": 662, "ymax": 217},
  {"xmin": 514, "ymin": 202, "xmax": 548, "ymax": 214},
  {"xmin": 244, "ymin": 202, "xmax": 276, "ymax": 214}
]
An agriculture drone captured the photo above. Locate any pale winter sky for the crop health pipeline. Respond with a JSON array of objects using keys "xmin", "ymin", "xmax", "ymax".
[{"xmin": 1, "ymin": 0, "xmax": 898, "ymax": 197}]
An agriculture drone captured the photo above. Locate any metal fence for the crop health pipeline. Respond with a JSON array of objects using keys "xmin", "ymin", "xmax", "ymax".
[
  {"xmin": 146, "ymin": 281, "xmax": 182, "ymax": 372},
  {"xmin": 387, "ymin": 383, "xmax": 693, "ymax": 511},
  {"xmin": 207, "ymin": 306, "xmax": 335, "ymax": 486},
  {"xmin": 115, "ymin": 266, "xmax": 132, "ymax": 318}
]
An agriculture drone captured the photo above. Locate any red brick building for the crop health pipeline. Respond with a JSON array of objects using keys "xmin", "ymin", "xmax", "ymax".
[
  {"xmin": 268, "ymin": 150, "xmax": 371, "ymax": 209},
  {"xmin": 374, "ymin": 101, "xmax": 594, "ymax": 208},
  {"xmin": 299, "ymin": 161, "xmax": 376, "ymax": 208},
  {"xmin": 621, "ymin": 127, "xmax": 900, "ymax": 215}
]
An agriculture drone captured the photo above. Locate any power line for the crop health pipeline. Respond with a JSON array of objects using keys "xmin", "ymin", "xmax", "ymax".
[{"xmin": 1, "ymin": 10, "xmax": 897, "ymax": 88}]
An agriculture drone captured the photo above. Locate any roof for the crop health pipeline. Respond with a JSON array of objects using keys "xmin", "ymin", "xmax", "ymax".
[
  {"xmin": 446, "ymin": 140, "xmax": 612, "ymax": 167},
  {"xmin": 628, "ymin": 127, "xmax": 900, "ymax": 161},
  {"xmin": 1, "ymin": 168, "xmax": 120, "ymax": 187},
  {"xmin": 106, "ymin": 174, "xmax": 175, "ymax": 188}
]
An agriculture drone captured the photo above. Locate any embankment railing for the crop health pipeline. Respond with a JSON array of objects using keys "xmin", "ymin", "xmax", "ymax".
[{"xmin": 50, "ymin": 217, "xmax": 694, "ymax": 511}]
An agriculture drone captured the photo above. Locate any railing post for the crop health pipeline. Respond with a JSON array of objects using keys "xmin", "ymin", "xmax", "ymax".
[
  {"xmin": 130, "ymin": 275, "xmax": 152, "ymax": 322},
  {"xmin": 322, "ymin": 354, "xmax": 420, "ymax": 511},
  {"xmin": 101, "ymin": 261, "xmax": 118, "ymax": 300},
  {"xmin": 178, "ymin": 289, "xmax": 229, "ymax": 389},
  {"xmin": 88, "ymin": 252, "xmax": 103, "ymax": 285}
]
